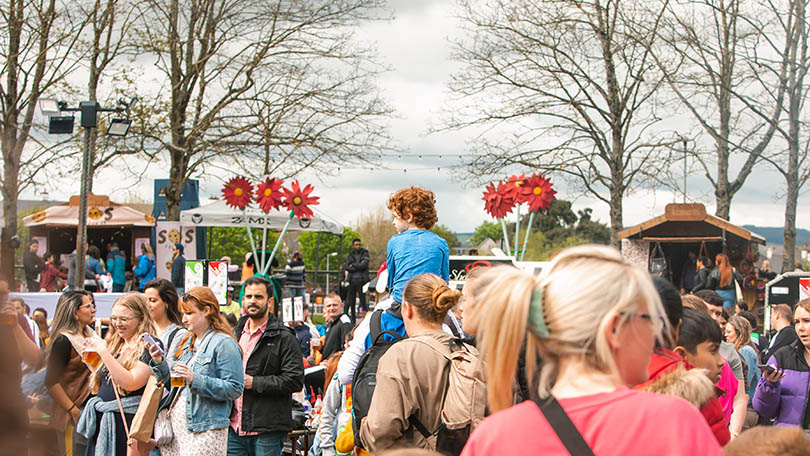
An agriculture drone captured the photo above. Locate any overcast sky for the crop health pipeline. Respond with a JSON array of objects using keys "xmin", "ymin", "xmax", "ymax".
[{"xmin": 29, "ymin": 0, "xmax": 810, "ymax": 235}]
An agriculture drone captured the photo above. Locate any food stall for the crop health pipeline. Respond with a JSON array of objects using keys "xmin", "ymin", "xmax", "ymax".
[{"xmin": 618, "ymin": 203, "xmax": 766, "ymax": 307}]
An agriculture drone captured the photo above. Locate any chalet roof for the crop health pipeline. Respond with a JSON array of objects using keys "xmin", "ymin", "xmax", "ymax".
[{"xmin": 618, "ymin": 203, "xmax": 766, "ymax": 245}]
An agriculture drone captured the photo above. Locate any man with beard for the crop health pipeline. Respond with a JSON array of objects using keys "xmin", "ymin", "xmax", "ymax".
[
  {"xmin": 343, "ymin": 238, "xmax": 370, "ymax": 321},
  {"xmin": 229, "ymin": 276, "xmax": 304, "ymax": 456}
]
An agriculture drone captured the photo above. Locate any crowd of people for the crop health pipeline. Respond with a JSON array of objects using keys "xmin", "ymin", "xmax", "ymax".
[
  {"xmin": 22, "ymin": 240, "xmax": 186, "ymax": 294},
  {"xmin": 4, "ymin": 185, "xmax": 810, "ymax": 455}
]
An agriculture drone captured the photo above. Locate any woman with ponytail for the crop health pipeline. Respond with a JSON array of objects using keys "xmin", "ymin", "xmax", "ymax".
[
  {"xmin": 461, "ymin": 245, "xmax": 723, "ymax": 455},
  {"xmin": 358, "ymin": 273, "xmax": 485, "ymax": 453},
  {"xmin": 148, "ymin": 286, "xmax": 243, "ymax": 456}
]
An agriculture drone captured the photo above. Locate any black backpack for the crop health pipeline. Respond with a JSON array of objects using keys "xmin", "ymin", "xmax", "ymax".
[{"xmin": 352, "ymin": 309, "xmax": 405, "ymax": 448}]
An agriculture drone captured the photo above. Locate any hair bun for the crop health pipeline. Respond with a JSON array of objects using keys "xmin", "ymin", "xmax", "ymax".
[{"xmin": 432, "ymin": 285, "xmax": 460, "ymax": 314}]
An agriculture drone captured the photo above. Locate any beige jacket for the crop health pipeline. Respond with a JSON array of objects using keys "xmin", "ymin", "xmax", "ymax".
[{"xmin": 358, "ymin": 330, "xmax": 454, "ymax": 453}]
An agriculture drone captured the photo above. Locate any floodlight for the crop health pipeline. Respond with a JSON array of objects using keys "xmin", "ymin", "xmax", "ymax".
[
  {"xmin": 39, "ymin": 99, "xmax": 61, "ymax": 116},
  {"xmin": 48, "ymin": 116, "xmax": 74, "ymax": 134},
  {"xmin": 107, "ymin": 118, "xmax": 131, "ymax": 137}
]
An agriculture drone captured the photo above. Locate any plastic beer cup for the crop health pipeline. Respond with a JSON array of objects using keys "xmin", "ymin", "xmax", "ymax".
[
  {"xmin": 82, "ymin": 348, "xmax": 101, "ymax": 369},
  {"xmin": 171, "ymin": 367, "xmax": 186, "ymax": 387}
]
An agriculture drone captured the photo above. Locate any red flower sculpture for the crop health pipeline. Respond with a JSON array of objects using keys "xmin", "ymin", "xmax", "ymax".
[
  {"xmin": 505, "ymin": 173, "xmax": 528, "ymax": 203},
  {"xmin": 482, "ymin": 181, "xmax": 515, "ymax": 219},
  {"xmin": 222, "ymin": 177, "xmax": 253, "ymax": 210},
  {"xmin": 256, "ymin": 177, "xmax": 285, "ymax": 213},
  {"xmin": 282, "ymin": 180, "xmax": 319, "ymax": 219},
  {"xmin": 521, "ymin": 173, "xmax": 557, "ymax": 213}
]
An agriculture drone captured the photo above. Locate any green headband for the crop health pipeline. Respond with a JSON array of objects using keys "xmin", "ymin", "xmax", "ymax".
[{"xmin": 528, "ymin": 287, "xmax": 550, "ymax": 338}]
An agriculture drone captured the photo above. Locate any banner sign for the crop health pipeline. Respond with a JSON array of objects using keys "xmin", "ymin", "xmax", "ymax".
[{"xmin": 155, "ymin": 221, "xmax": 197, "ymax": 280}]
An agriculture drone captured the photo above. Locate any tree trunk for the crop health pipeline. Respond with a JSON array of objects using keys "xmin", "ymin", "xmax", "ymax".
[
  {"xmin": 715, "ymin": 141, "xmax": 732, "ymax": 220},
  {"xmin": 608, "ymin": 184, "xmax": 623, "ymax": 249},
  {"xmin": 1, "ymin": 163, "xmax": 20, "ymax": 287}
]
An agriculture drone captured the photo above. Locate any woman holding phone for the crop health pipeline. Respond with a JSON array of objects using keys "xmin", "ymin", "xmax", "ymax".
[
  {"xmin": 753, "ymin": 299, "xmax": 810, "ymax": 428},
  {"xmin": 77, "ymin": 293, "xmax": 161, "ymax": 455},
  {"xmin": 148, "ymin": 286, "xmax": 243, "ymax": 456},
  {"xmin": 144, "ymin": 279, "xmax": 187, "ymax": 370}
]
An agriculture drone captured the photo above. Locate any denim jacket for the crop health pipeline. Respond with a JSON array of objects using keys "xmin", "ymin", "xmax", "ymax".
[{"xmin": 152, "ymin": 328, "xmax": 244, "ymax": 433}]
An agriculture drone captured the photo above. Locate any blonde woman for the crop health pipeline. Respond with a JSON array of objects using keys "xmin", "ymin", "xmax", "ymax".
[
  {"xmin": 461, "ymin": 245, "xmax": 723, "ymax": 455},
  {"xmin": 148, "ymin": 286, "xmax": 244, "ymax": 456},
  {"xmin": 77, "ymin": 293, "xmax": 161, "ymax": 455}
]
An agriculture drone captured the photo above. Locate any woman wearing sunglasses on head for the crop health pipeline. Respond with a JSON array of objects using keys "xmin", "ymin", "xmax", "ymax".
[
  {"xmin": 148, "ymin": 287, "xmax": 244, "ymax": 456},
  {"xmin": 77, "ymin": 293, "xmax": 162, "ymax": 455},
  {"xmin": 461, "ymin": 245, "xmax": 723, "ymax": 455},
  {"xmin": 44, "ymin": 290, "xmax": 98, "ymax": 456}
]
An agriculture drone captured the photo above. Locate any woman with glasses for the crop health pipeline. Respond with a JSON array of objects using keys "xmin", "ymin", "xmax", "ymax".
[
  {"xmin": 44, "ymin": 290, "xmax": 98, "ymax": 456},
  {"xmin": 148, "ymin": 287, "xmax": 243, "ymax": 456},
  {"xmin": 77, "ymin": 293, "xmax": 162, "ymax": 455},
  {"xmin": 461, "ymin": 245, "xmax": 722, "ymax": 455},
  {"xmin": 144, "ymin": 279, "xmax": 187, "ymax": 372}
]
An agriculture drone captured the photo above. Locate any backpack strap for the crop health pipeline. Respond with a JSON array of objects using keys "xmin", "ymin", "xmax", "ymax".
[
  {"xmin": 409, "ymin": 336, "xmax": 462, "ymax": 440},
  {"xmin": 531, "ymin": 396, "xmax": 595, "ymax": 456},
  {"xmin": 369, "ymin": 309, "xmax": 383, "ymax": 342}
]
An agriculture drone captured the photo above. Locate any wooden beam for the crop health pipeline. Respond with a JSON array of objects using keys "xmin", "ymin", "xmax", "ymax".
[{"xmin": 641, "ymin": 236, "xmax": 724, "ymax": 243}]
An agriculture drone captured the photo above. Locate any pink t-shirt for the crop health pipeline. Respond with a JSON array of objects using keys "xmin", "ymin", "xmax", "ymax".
[
  {"xmin": 717, "ymin": 358, "xmax": 738, "ymax": 422},
  {"xmin": 229, "ymin": 319, "xmax": 268, "ymax": 436},
  {"xmin": 462, "ymin": 387, "xmax": 723, "ymax": 456}
]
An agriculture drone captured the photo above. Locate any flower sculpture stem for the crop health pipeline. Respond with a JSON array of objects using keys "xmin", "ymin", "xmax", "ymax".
[
  {"xmin": 521, "ymin": 211, "xmax": 536, "ymax": 261},
  {"xmin": 262, "ymin": 210, "xmax": 295, "ymax": 276},
  {"xmin": 243, "ymin": 208, "xmax": 260, "ymax": 270},
  {"xmin": 514, "ymin": 204, "xmax": 521, "ymax": 257},
  {"xmin": 260, "ymin": 215, "xmax": 269, "ymax": 273},
  {"xmin": 500, "ymin": 218, "xmax": 511, "ymax": 255}
]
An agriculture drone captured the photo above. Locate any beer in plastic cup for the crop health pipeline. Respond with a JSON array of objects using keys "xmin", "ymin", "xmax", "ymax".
[
  {"xmin": 82, "ymin": 348, "xmax": 101, "ymax": 369},
  {"xmin": 171, "ymin": 368, "xmax": 186, "ymax": 387}
]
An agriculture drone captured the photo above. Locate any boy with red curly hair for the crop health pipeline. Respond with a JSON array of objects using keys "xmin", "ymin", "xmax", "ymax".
[
  {"xmin": 336, "ymin": 186, "xmax": 450, "ymax": 386},
  {"xmin": 385, "ymin": 186, "xmax": 450, "ymax": 303}
]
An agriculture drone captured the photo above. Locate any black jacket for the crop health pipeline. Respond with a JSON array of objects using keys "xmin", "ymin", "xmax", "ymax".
[
  {"xmin": 23, "ymin": 251, "xmax": 44, "ymax": 281},
  {"xmin": 322, "ymin": 313, "xmax": 353, "ymax": 360},
  {"xmin": 691, "ymin": 268, "xmax": 711, "ymax": 292},
  {"xmin": 171, "ymin": 254, "xmax": 185, "ymax": 288},
  {"xmin": 344, "ymin": 248, "xmax": 370, "ymax": 282},
  {"xmin": 234, "ymin": 314, "xmax": 305, "ymax": 434},
  {"xmin": 762, "ymin": 326, "xmax": 799, "ymax": 362}
]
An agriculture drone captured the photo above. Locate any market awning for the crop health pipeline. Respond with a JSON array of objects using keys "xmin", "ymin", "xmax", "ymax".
[
  {"xmin": 618, "ymin": 203, "xmax": 766, "ymax": 245},
  {"xmin": 179, "ymin": 199, "xmax": 344, "ymax": 235},
  {"xmin": 22, "ymin": 195, "xmax": 156, "ymax": 227}
]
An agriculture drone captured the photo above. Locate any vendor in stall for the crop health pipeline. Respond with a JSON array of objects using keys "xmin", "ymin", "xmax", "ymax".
[{"xmin": 680, "ymin": 250, "xmax": 697, "ymax": 294}]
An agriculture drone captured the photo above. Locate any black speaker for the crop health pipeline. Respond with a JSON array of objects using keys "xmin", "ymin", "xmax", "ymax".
[
  {"xmin": 80, "ymin": 101, "xmax": 98, "ymax": 127},
  {"xmin": 48, "ymin": 116, "xmax": 74, "ymax": 134}
]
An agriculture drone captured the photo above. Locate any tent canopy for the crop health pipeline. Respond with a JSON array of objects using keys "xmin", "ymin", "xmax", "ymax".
[
  {"xmin": 179, "ymin": 199, "xmax": 344, "ymax": 235},
  {"xmin": 22, "ymin": 195, "xmax": 156, "ymax": 227},
  {"xmin": 618, "ymin": 203, "xmax": 766, "ymax": 245}
]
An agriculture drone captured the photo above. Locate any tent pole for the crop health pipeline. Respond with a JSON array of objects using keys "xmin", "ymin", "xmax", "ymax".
[
  {"xmin": 500, "ymin": 218, "xmax": 511, "ymax": 256},
  {"xmin": 521, "ymin": 211, "xmax": 535, "ymax": 261}
]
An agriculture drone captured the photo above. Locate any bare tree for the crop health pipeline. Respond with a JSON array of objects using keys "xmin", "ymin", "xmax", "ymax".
[
  {"xmin": 742, "ymin": 0, "xmax": 810, "ymax": 271},
  {"xmin": 133, "ymin": 0, "xmax": 392, "ymax": 220},
  {"xmin": 649, "ymin": 0, "xmax": 787, "ymax": 220},
  {"xmin": 0, "ymin": 0, "xmax": 87, "ymax": 285},
  {"xmin": 445, "ymin": 0, "xmax": 672, "ymax": 246}
]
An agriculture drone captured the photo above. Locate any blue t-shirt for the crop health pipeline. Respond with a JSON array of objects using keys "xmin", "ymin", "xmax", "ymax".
[{"xmin": 386, "ymin": 229, "xmax": 449, "ymax": 303}]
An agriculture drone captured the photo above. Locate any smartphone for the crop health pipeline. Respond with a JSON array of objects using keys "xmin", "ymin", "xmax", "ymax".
[
  {"xmin": 141, "ymin": 333, "xmax": 164, "ymax": 357},
  {"xmin": 758, "ymin": 364, "xmax": 777, "ymax": 374}
]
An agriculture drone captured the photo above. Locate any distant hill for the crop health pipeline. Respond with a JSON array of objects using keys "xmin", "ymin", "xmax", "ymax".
[
  {"xmin": 456, "ymin": 232, "xmax": 473, "ymax": 246},
  {"xmin": 743, "ymin": 225, "xmax": 810, "ymax": 245}
]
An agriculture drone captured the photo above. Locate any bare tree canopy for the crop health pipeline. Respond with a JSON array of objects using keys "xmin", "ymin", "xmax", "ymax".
[
  {"xmin": 649, "ymin": 0, "xmax": 787, "ymax": 221},
  {"xmin": 133, "ymin": 0, "xmax": 393, "ymax": 220},
  {"xmin": 740, "ymin": 0, "xmax": 810, "ymax": 271},
  {"xmin": 445, "ymin": 0, "xmax": 673, "ymax": 245},
  {"xmin": 0, "ymin": 0, "xmax": 88, "ymax": 285}
]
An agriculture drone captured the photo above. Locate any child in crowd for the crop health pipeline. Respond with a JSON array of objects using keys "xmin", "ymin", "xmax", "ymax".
[{"xmin": 337, "ymin": 186, "xmax": 449, "ymax": 386}]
